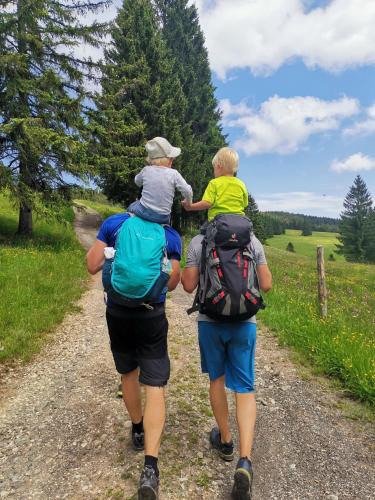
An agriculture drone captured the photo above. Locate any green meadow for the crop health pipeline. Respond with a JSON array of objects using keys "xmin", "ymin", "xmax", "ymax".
[
  {"xmin": 266, "ymin": 229, "xmax": 344, "ymax": 260},
  {"xmin": 259, "ymin": 244, "xmax": 375, "ymax": 405},
  {"xmin": 0, "ymin": 193, "xmax": 87, "ymax": 363}
]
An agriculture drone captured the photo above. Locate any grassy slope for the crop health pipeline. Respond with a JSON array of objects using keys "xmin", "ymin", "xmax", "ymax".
[
  {"xmin": 267, "ymin": 229, "xmax": 344, "ymax": 261},
  {"xmin": 0, "ymin": 194, "xmax": 87, "ymax": 362},
  {"xmin": 259, "ymin": 245, "xmax": 375, "ymax": 404}
]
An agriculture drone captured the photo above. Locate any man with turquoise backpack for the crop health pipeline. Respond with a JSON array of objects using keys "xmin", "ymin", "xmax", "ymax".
[{"xmin": 86, "ymin": 209, "xmax": 181, "ymax": 500}]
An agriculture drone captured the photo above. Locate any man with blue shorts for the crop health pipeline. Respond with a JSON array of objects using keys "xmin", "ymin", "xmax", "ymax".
[
  {"xmin": 86, "ymin": 213, "xmax": 181, "ymax": 500},
  {"xmin": 182, "ymin": 232, "xmax": 272, "ymax": 500}
]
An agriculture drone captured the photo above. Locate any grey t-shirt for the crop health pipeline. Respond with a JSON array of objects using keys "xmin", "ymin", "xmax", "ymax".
[
  {"xmin": 185, "ymin": 233, "xmax": 267, "ymax": 323},
  {"xmin": 135, "ymin": 165, "xmax": 193, "ymax": 215}
]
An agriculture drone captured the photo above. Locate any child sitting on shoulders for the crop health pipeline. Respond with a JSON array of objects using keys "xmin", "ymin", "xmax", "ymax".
[
  {"xmin": 182, "ymin": 147, "xmax": 248, "ymax": 220},
  {"xmin": 128, "ymin": 136, "xmax": 193, "ymax": 224}
]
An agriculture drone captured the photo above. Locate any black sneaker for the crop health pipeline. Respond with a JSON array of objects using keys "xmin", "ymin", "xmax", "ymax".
[
  {"xmin": 209, "ymin": 427, "xmax": 234, "ymax": 461},
  {"xmin": 138, "ymin": 466, "xmax": 159, "ymax": 500},
  {"xmin": 232, "ymin": 457, "xmax": 253, "ymax": 500},
  {"xmin": 132, "ymin": 430, "xmax": 144, "ymax": 451}
]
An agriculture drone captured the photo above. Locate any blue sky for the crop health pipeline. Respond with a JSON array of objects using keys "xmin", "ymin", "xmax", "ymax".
[
  {"xmin": 83, "ymin": 0, "xmax": 375, "ymax": 217},
  {"xmin": 193, "ymin": 0, "xmax": 375, "ymax": 217},
  {"xmin": 213, "ymin": 64, "xmax": 375, "ymax": 216}
]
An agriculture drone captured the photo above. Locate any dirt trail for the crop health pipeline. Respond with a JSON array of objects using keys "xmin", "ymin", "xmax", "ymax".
[{"xmin": 0, "ymin": 208, "xmax": 374, "ymax": 500}]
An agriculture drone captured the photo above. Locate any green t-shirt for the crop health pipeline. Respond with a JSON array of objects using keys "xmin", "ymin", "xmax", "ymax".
[{"xmin": 202, "ymin": 176, "xmax": 248, "ymax": 221}]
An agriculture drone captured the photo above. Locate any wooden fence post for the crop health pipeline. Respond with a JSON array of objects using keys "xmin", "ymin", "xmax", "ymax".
[{"xmin": 317, "ymin": 245, "xmax": 328, "ymax": 318}]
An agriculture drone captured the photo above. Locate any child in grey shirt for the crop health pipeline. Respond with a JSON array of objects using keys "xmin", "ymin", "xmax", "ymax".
[{"xmin": 128, "ymin": 137, "xmax": 193, "ymax": 224}]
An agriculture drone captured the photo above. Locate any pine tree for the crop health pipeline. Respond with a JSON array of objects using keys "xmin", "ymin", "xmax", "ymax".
[
  {"xmin": 245, "ymin": 193, "xmax": 266, "ymax": 243},
  {"xmin": 0, "ymin": 0, "xmax": 109, "ymax": 235},
  {"xmin": 336, "ymin": 175, "xmax": 373, "ymax": 262},
  {"xmin": 95, "ymin": 0, "xmax": 188, "ymax": 219},
  {"xmin": 154, "ymin": 0, "xmax": 226, "ymax": 229}
]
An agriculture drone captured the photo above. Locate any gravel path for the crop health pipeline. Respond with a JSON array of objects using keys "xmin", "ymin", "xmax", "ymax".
[{"xmin": 0, "ymin": 208, "xmax": 374, "ymax": 499}]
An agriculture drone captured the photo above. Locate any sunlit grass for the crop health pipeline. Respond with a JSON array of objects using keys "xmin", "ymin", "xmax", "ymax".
[
  {"xmin": 259, "ymin": 246, "xmax": 375, "ymax": 404},
  {"xmin": 267, "ymin": 229, "xmax": 344, "ymax": 261},
  {"xmin": 0, "ymin": 193, "xmax": 88, "ymax": 362}
]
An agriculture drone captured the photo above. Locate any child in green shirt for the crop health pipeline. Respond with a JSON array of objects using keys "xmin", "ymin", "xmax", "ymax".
[{"xmin": 182, "ymin": 147, "xmax": 248, "ymax": 220}]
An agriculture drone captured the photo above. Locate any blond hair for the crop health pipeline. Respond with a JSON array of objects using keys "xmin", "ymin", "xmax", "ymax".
[
  {"xmin": 146, "ymin": 157, "xmax": 171, "ymax": 166},
  {"xmin": 212, "ymin": 147, "xmax": 239, "ymax": 174}
]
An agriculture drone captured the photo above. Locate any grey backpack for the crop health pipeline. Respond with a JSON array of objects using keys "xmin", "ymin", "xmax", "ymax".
[{"xmin": 188, "ymin": 214, "xmax": 265, "ymax": 321}]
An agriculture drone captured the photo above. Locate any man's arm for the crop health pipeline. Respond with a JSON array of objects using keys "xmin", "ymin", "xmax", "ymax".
[
  {"xmin": 181, "ymin": 265, "xmax": 199, "ymax": 293},
  {"xmin": 168, "ymin": 259, "xmax": 181, "ymax": 291},
  {"xmin": 257, "ymin": 264, "xmax": 272, "ymax": 292},
  {"xmin": 86, "ymin": 239, "xmax": 106, "ymax": 275}
]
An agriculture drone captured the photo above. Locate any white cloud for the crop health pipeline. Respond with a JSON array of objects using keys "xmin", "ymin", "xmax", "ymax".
[
  {"xmin": 257, "ymin": 191, "xmax": 343, "ymax": 217},
  {"xmin": 220, "ymin": 95, "xmax": 359, "ymax": 155},
  {"xmin": 193, "ymin": 0, "xmax": 375, "ymax": 78},
  {"xmin": 330, "ymin": 153, "xmax": 375, "ymax": 173},
  {"xmin": 343, "ymin": 102, "xmax": 375, "ymax": 137}
]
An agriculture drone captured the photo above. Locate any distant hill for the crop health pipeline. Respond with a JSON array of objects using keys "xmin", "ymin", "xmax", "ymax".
[{"xmin": 263, "ymin": 211, "xmax": 339, "ymax": 233}]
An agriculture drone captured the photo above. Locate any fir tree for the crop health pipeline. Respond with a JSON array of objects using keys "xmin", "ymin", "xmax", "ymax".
[
  {"xmin": 95, "ymin": 0, "xmax": 188, "ymax": 219},
  {"xmin": 154, "ymin": 0, "xmax": 226, "ymax": 229},
  {"xmin": 0, "ymin": 0, "xmax": 109, "ymax": 235},
  {"xmin": 245, "ymin": 193, "xmax": 266, "ymax": 243},
  {"xmin": 336, "ymin": 175, "xmax": 373, "ymax": 262}
]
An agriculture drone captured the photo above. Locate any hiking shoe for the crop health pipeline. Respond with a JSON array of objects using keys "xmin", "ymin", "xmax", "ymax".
[
  {"xmin": 132, "ymin": 430, "xmax": 145, "ymax": 451},
  {"xmin": 138, "ymin": 466, "xmax": 159, "ymax": 500},
  {"xmin": 209, "ymin": 427, "xmax": 234, "ymax": 461},
  {"xmin": 232, "ymin": 457, "xmax": 253, "ymax": 500}
]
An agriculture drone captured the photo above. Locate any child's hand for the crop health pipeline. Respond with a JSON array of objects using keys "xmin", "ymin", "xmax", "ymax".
[{"xmin": 181, "ymin": 199, "xmax": 192, "ymax": 211}]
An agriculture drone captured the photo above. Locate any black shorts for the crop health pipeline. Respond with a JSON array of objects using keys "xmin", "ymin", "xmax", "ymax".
[{"xmin": 106, "ymin": 306, "xmax": 169, "ymax": 387}]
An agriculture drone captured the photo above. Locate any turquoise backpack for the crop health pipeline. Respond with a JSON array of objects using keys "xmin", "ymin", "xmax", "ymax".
[{"xmin": 107, "ymin": 217, "xmax": 170, "ymax": 307}]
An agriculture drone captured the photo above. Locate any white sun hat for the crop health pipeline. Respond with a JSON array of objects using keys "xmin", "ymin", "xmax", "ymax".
[{"xmin": 145, "ymin": 137, "xmax": 181, "ymax": 159}]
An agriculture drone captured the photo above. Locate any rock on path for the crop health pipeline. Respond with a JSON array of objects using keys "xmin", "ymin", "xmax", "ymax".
[{"xmin": 0, "ymin": 207, "xmax": 374, "ymax": 499}]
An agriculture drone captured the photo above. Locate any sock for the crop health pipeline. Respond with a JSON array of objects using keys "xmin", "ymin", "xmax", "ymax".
[
  {"xmin": 132, "ymin": 418, "xmax": 144, "ymax": 434},
  {"xmin": 239, "ymin": 456, "xmax": 252, "ymax": 465},
  {"xmin": 145, "ymin": 455, "xmax": 159, "ymax": 477}
]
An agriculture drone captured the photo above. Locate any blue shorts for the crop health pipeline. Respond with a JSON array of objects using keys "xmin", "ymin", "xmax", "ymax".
[
  {"xmin": 128, "ymin": 200, "xmax": 170, "ymax": 224},
  {"xmin": 198, "ymin": 321, "xmax": 256, "ymax": 393}
]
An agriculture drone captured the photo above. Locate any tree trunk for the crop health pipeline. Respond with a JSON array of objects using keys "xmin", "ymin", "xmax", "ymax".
[
  {"xmin": 17, "ymin": 160, "xmax": 33, "ymax": 236},
  {"xmin": 17, "ymin": 202, "xmax": 33, "ymax": 235}
]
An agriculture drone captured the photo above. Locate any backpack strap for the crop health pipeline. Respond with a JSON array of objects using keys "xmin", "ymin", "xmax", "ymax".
[
  {"xmin": 187, "ymin": 235, "xmax": 208, "ymax": 316},
  {"xmin": 186, "ymin": 288, "xmax": 200, "ymax": 315}
]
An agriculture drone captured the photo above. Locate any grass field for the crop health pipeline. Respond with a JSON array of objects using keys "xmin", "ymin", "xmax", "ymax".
[
  {"xmin": 259, "ymin": 245, "xmax": 375, "ymax": 405},
  {"xmin": 74, "ymin": 198, "xmax": 124, "ymax": 220},
  {"xmin": 0, "ymin": 193, "xmax": 87, "ymax": 363},
  {"xmin": 267, "ymin": 229, "xmax": 344, "ymax": 261}
]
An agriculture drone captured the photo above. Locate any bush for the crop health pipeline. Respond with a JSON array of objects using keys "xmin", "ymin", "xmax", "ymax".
[
  {"xmin": 328, "ymin": 253, "xmax": 336, "ymax": 261},
  {"xmin": 286, "ymin": 242, "xmax": 295, "ymax": 252}
]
